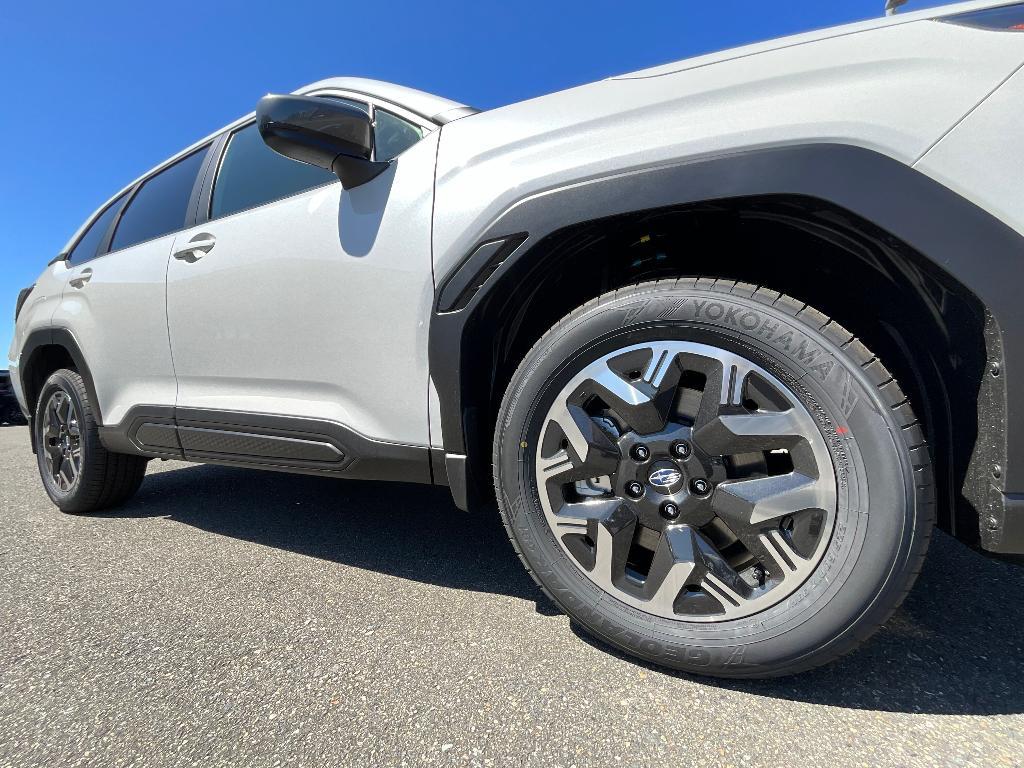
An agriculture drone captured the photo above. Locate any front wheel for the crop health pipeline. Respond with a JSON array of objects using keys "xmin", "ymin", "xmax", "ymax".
[{"xmin": 494, "ymin": 279, "xmax": 934, "ymax": 678}]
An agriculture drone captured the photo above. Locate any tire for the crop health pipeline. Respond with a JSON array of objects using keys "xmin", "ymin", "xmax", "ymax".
[
  {"xmin": 493, "ymin": 278, "xmax": 934, "ymax": 678},
  {"xmin": 34, "ymin": 369, "xmax": 148, "ymax": 514}
]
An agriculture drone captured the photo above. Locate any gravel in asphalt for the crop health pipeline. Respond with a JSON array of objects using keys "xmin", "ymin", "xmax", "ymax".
[{"xmin": 0, "ymin": 425, "xmax": 1022, "ymax": 767}]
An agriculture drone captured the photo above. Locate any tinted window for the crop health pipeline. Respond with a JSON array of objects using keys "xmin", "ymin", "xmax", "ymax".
[
  {"xmin": 945, "ymin": 4, "xmax": 1024, "ymax": 30},
  {"xmin": 66, "ymin": 193, "xmax": 127, "ymax": 265},
  {"xmin": 210, "ymin": 98, "xmax": 366, "ymax": 220},
  {"xmin": 374, "ymin": 109, "xmax": 424, "ymax": 161},
  {"xmin": 110, "ymin": 147, "xmax": 208, "ymax": 252}
]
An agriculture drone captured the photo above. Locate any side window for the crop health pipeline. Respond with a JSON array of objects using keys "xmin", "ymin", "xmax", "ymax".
[
  {"xmin": 110, "ymin": 147, "xmax": 208, "ymax": 252},
  {"xmin": 66, "ymin": 193, "xmax": 128, "ymax": 265},
  {"xmin": 374, "ymin": 109, "xmax": 424, "ymax": 161},
  {"xmin": 210, "ymin": 99, "xmax": 366, "ymax": 220}
]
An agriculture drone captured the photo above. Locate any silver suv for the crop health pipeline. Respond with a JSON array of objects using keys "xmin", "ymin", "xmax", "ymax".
[{"xmin": 10, "ymin": 1, "xmax": 1024, "ymax": 677}]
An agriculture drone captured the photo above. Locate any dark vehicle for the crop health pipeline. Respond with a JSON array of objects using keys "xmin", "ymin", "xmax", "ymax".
[{"xmin": 0, "ymin": 371, "xmax": 27, "ymax": 425}]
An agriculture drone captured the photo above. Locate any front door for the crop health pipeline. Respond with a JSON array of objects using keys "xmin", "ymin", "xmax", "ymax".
[{"xmin": 165, "ymin": 116, "xmax": 438, "ymax": 449}]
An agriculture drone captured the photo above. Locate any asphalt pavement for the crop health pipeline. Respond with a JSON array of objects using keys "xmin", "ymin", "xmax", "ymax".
[{"xmin": 1, "ymin": 425, "xmax": 1022, "ymax": 767}]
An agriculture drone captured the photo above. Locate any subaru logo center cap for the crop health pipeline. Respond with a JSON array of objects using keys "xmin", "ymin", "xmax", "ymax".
[{"xmin": 648, "ymin": 465, "xmax": 683, "ymax": 490}]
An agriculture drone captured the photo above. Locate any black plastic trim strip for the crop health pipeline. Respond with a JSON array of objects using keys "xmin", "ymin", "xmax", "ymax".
[
  {"xmin": 436, "ymin": 235, "xmax": 527, "ymax": 312},
  {"xmin": 444, "ymin": 453, "xmax": 469, "ymax": 510},
  {"xmin": 430, "ymin": 447, "xmax": 448, "ymax": 486},
  {"xmin": 190, "ymin": 133, "xmax": 229, "ymax": 228},
  {"xmin": 97, "ymin": 406, "xmax": 433, "ymax": 484}
]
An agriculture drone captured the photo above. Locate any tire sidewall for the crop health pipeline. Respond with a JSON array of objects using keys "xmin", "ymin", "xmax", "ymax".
[{"xmin": 495, "ymin": 285, "xmax": 918, "ymax": 676}]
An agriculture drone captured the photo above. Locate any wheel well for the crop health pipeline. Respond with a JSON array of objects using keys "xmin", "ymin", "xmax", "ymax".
[
  {"xmin": 460, "ymin": 194, "xmax": 989, "ymax": 544},
  {"xmin": 22, "ymin": 344, "xmax": 77, "ymax": 417}
]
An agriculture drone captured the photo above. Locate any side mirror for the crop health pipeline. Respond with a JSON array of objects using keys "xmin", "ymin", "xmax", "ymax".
[{"xmin": 255, "ymin": 94, "xmax": 390, "ymax": 189}]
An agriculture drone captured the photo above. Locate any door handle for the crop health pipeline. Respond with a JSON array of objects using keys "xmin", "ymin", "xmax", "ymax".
[
  {"xmin": 68, "ymin": 268, "xmax": 93, "ymax": 289},
  {"xmin": 173, "ymin": 233, "xmax": 216, "ymax": 263}
]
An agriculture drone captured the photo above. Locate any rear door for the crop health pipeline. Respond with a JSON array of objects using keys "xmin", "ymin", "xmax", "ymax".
[
  {"xmin": 164, "ymin": 98, "xmax": 438, "ymax": 448},
  {"xmin": 52, "ymin": 146, "xmax": 210, "ymax": 426}
]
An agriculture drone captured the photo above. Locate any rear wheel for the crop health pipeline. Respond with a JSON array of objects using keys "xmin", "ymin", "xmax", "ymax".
[
  {"xmin": 34, "ymin": 369, "xmax": 147, "ymax": 513},
  {"xmin": 494, "ymin": 279, "xmax": 933, "ymax": 677}
]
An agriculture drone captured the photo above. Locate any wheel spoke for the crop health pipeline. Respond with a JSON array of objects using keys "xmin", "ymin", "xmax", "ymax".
[
  {"xmin": 585, "ymin": 344, "xmax": 682, "ymax": 434},
  {"xmin": 644, "ymin": 525, "xmax": 750, "ymax": 613},
  {"xmin": 758, "ymin": 529, "xmax": 805, "ymax": 576},
  {"xmin": 551, "ymin": 497, "xmax": 622, "ymax": 528},
  {"xmin": 540, "ymin": 404, "xmax": 620, "ymax": 484},
  {"xmin": 711, "ymin": 472, "xmax": 833, "ymax": 579},
  {"xmin": 51, "ymin": 452, "xmax": 65, "ymax": 486},
  {"xmin": 69, "ymin": 446, "xmax": 82, "ymax": 475},
  {"xmin": 44, "ymin": 399, "xmax": 61, "ymax": 438},
  {"xmin": 591, "ymin": 504, "xmax": 639, "ymax": 583},
  {"xmin": 62, "ymin": 395, "xmax": 74, "ymax": 427},
  {"xmin": 58, "ymin": 456, "xmax": 75, "ymax": 488},
  {"xmin": 53, "ymin": 392, "xmax": 66, "ymax": 427},
  {"xmin": 692, "ymin": 410, "xmax": 806, "ymax": 456},
  {"xmin": 644, "ymin": 526, "xmax": 702, "ymax": 613},
  {"xmin": 712, "ymin": 472, "xmax": 833, "ymax": 527}
]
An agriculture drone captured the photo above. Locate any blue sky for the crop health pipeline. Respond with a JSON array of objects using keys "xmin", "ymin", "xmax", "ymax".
[{"xmin": 0, "ymin": 0, "xmax": 962, "ymax": 360}]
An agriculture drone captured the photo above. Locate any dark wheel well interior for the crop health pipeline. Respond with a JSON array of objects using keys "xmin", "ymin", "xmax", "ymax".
[
  {"xmin": 23, "ymin": 344, "xmax": 76, "ymax": 417},
  {"xmin": 459, "ymin": 194, "xmax": 989, "ymax": 544}
]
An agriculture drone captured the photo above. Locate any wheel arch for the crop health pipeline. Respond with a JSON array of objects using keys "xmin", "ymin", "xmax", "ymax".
[
  {"xmin": 20, "ymin": 328, "xmax": 103, "ymax": 436},
  {"xmin": 429, "ymin": 143, "xmax": 1023, "ymax": 553}
]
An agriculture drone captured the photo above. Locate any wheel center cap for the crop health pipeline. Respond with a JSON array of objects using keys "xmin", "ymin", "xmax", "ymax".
[{"xmin": 647, "ymin": 460, "xmax": 684, "ymax": 494}]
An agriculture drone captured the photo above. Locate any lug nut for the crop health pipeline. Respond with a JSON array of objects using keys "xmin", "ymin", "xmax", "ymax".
[
  {"xmin": 625, "ymin": 481, "xmax": 645, "ymax": 499},
  {"xmin": 630, "ymin": 444, "xmax": 651, "ymax": 462},
  {"xmin": 660, "ymin": 502, "xmax": 680, "ymax": 520},
  {"xmin": 689, "ymin": 477, "xmax": 711, "ymax": 496},
  {"xmin": 672, "ymin": 441, "xmax": 692, "ymax": 460}
]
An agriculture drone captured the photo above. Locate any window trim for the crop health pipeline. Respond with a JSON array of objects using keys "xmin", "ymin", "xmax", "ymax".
[{"xmin": 64, "ymin": 191, "xmax": 131, "ymax": 267}]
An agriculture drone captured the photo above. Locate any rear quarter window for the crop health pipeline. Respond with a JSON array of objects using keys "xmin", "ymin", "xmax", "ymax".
[{"xmin": 66, "ymin": 193, "xmax": 128, "ymax": 265}]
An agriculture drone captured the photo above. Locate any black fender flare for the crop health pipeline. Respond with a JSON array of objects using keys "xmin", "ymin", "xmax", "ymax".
[
  {"xmin": 20, "ymin": 327, "xmax": 104, "ymax": 427},
  {"xmin": 428, "ymin": 142, "xmax": 1023, "ymax": 510}
]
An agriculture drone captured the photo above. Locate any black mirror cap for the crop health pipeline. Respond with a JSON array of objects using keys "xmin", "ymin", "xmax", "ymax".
[{"xmin": 256, "ymin": 94, "xmax": 389, "ymax": 189}]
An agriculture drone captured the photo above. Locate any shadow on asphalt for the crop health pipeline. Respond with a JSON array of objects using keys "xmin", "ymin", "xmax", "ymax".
[
  {"xmin": 110, "ymin": 462, "xmax": 1023, "ymax": 716},
  {"xmin": 110, "ymin": 462, "xmax": 552, "ymax": 606}
]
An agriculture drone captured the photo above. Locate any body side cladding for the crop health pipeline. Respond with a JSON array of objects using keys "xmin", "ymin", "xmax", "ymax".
[
  {"xmin": 96, "ymin": 405, "xmax": 434, "ymax": 484},
  {"xmin": 429, "ymin": 143, "xmax": 1023, "ymax": 552}
]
